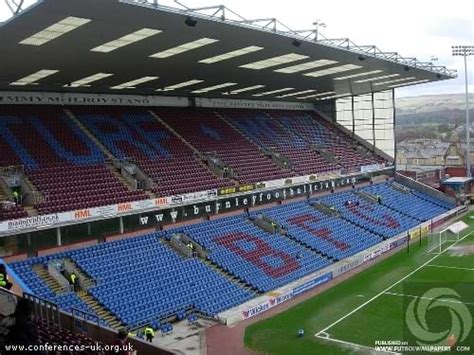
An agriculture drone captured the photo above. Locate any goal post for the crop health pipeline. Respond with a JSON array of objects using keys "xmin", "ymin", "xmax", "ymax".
[
  {"xmin": 427, "ymin": 229, "xmax": 459, "ymax": 254},
  {"xmin": 426, "ymin": 221, "xmax": 467, "ymax": 254}
]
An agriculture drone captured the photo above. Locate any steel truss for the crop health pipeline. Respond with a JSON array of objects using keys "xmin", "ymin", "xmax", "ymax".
[
  {"xmin": 124, "ymin": 0, "xmax": 456, "ymax": 78},
  {"xmin": 3, "ymin": 0, "xmax": 25, "ymax": 15}
]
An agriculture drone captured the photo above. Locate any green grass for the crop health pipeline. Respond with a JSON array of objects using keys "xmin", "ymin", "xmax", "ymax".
[{"xmin": 244, "ymin": 212, "xmax": 474, "ymax": 355}]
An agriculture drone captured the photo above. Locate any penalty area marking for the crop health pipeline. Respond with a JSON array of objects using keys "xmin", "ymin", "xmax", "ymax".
[
  {"xmin": 314, "ymin": 231, "xmax": 474, "ymax": 349},
  {"xmin": 426, "ymin": 264, "xmax": 474, "ymax": 272},
  {"xmin": 384, "ymin": 291, "xmax": 474, "ymax": 307}
]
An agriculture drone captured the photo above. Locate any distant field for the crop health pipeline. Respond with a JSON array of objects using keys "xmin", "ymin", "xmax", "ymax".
[{"xmin": 245, "ymin": 212, "xmax": 474, "ymax": 355}]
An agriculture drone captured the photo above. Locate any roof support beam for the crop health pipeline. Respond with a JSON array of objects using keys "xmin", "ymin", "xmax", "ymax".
[{"xmin": 4, "ymin": 0, "xmax": 25, "ymax": 15}]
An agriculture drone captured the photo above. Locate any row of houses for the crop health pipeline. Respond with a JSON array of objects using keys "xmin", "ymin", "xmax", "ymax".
[{"xmin": 396, "ymin": 134, "xmax": 465, "ymax": 167}]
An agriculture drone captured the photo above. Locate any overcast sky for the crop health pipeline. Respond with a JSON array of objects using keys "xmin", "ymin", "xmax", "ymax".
[{"xmin": 1, "ymin": 0, "xmax": 472, "ymax": 98}]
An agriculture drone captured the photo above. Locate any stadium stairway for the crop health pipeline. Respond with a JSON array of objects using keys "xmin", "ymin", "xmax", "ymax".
[
  {"xmin": 149, "ymin": 111, "xmax": 203, "ymax": 158},
  {"xmin": 65, "ymin": 258, "xmax": 123, "ymax": 329},
  {"xmin": 149, "ymin": 111, "xmax": 238, "ymax": 185},
  {"xmin": 267, "ymin": 112, "xmax": 340, "ymax": 166},
  {"xmin": 248, "ymin": 214, "xmax": 334, "ymax": 260},
  {"xmin": 32, "ymin": 264, "xmax": 66, "ymax": 295},
  {"xmin": 217, "ymin": 112, "xmax": 296, "ymax": 176},
  {"xmin": 151, "ymin": 110, "xmax": 240, "ymax": 186},
  {"xmin": 64, "ymin": 109, "xmax": 114, "ymax": 160},
  {"xmin": 162, "ymin": 235, "xmax": 261, "ymax": 295},
  {"xmin": 22, "ymin": 175, "xmax": 42, "ymax": 216},
  {"xmin": 64, "ymin": 258, "xmax": 95, "ymax": 289},
  {"xmin": 0, "ymin": 185, "xmax": 7, "ymax": 202},
  {"xmin": 309, "ymin": 199, "xmax": 388, "ymax": 240},
  {"xmin": 65, "ymin": 109, "xmax": 151, "ymax": 194},
  {"xmin": 24, "ymin": 206, "xmax": 38, "ymax": 216},
  {"xmin": 105, "ymin": 160, "xmax": 143, "ymax": 194},
  {"xmin": 201, "ymin": 258, "xmax": 261, "ymax": 295},
  {"xmin": 78, "ymin": 292, "xmax": 122, "ymax": 329}
]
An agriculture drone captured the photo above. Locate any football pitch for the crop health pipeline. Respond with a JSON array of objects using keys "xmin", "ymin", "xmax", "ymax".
[{"xmin": 245, "ymin": 211, "xmax": 474, "ymax": 355}]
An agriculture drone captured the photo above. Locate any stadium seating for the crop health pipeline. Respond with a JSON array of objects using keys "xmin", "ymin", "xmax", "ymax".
[
  {"xmin": 0, "ymin": 205, "xmax": 28, "ymax": 221},
  {"xmin": 271, "ymin": 110, "xmax": 385, "ymax": 170},
  {"xmin": 157, "ymin": 108, "xmax": 293, "ymax": 184},
  {"xmin": 35, "ymin": 318, "xmax": 106, "ymax": 355},
  {"xmin": 411, "ymin": 189, "xmax": 454, "ymax": 210},
  {"xmin": 251, "ymin": 202, "xmax": 383, "ymax": 260},
  {"xmin": 221, "ymin": 109, "xmax": 340, "ymax": 175},
  {"xmin": 319, "ymin": 190, "xmax": 420, "ymax": 237},
  {"xmin": 181, "ymin": 215, "xmax": 332, "ymax": 292},
  {"xmin": 360, "ymin": 182, "xmax": 452, "ymax": 221},
  {"xmin": 73, "ymin": 106, "xmax": 233, "ymax": 196},
  {"xmin": 8, "ymin": 257, "xmax": 102, "ymax": 323},
  {"xmin": 8, "ymin": 181, "xmax": 455, "ymax": 328},
  {"xmin": 10, "ymin": 235, "xmax": 254, "ymax": 329},
  {"xmin": 0, "ymin": 106, "xmax": 147, "ymax": 215}
]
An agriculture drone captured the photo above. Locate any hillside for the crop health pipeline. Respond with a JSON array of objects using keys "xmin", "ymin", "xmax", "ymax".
[{"xmin": 396, "ymin": 93, "xmax": 474, "ymax": 125}]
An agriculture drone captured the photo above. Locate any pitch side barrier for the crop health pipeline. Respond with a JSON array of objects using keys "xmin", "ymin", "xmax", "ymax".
[
  {"xmin": 217, "ymin": 205, "xmax": 465, "ymax": 325},
  {"xmin": 0, "ymin": 168, "xmax": 392, "ymax": 238}
]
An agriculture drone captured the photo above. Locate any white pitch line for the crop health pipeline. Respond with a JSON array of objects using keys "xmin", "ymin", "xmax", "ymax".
[
  {"xmin": 315, "ymin": 231, "xmax": 473, "ymax": 336},
  {"xmin": 384, "ymin": 291, "xmax": 474, "ymax": 306},
  {"xmin": 315, "ymin": 333, "xmax": 400, "ymax": 354},
  {"xmin": 426, "ymin": 264, "xmax": 474, "ymax": 272}
]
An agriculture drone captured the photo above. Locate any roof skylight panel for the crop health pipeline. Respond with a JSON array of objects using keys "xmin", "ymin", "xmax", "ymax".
[
  {"xmin": 150, "ymin": 38, "xmax": 219, "ymax": 59},
  {"xmin": 277, "ymin": 89, "xmax": 317, "ymax": 98},
  {"xmin": 296, "ymin": 91, "xmax": 335, "ymax": 99},
  {"xmin": 158, "ymin": 79, "xmax": 204, "ymax": 91},
  {"xmin": 111, "ymin": 76, "xmax": 159, "ymax": 89},
  {"xmin": 10, "ymin": 69, "xmax": 59, "ymax": 86},
  {"xmin": 274, "ymin": 59, "xmax": 338, "ymax": 74},
  {"xmin": 373, "ymin": 77, "xmax": 416, "ymax": 86},
  {"xmin": 228, "ymin": 85, "xmax": 266, "ymax": 94},
  {"xmin": 239, "ymin": 53, "xmax": 308, "ymax": 70},
  {"xmin": 334, "ymin": 70, "xmax": 383, "ymax": 80},
  {"xmin": 91, "ymin": 28, "xmax": 162, "ymax": 53},
  {"xmin": 191, "ymin": 82, "xmax": 237, "ymax": 93},
  {"xmin": 253, "ymin": 88, "xmax": 294, "ymax": 97},
  {"xmin": 353, "ymin": 74, "xmax": 400, "ymax": 83},
  {"xmin": 20, "ymin": 17, "xmax": 91, "ymax": 46},
  {"xmin": 66, "ymin": 73, "xmax": 113, "ymax": 88},
  {"xmin": 304, "ymin": 64, "xmax": 362, "ymax": 78},
  {"xmin": 388, "ymin": 79, "xmax": 429, "ymax": 88},
  {"xmin": 199, "ymin": 46, "xmax": 264, "ymax": 64}
]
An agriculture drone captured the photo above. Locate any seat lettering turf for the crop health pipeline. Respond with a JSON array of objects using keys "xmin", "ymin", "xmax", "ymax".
[
  {"xmin": 346, "ymin": 203, "xmax": 400, "ymax": 229},
  {"xmin": 199, "ymin": 123, "xmax": 222, "ymax": 140},
  {"xmin": 80, "ymin": 115, "xmax": 157, "ymax": 160},
  {"xmin": 125, "ymin": 117, "xmax": 171, "ymax": 158},
  {"xmin": 287, "ymin": 214, "xmax": 349, "ymax": 251},
  {"xmin": 215, "ymin": 232, "xmax": 299, "ymax": 278}
]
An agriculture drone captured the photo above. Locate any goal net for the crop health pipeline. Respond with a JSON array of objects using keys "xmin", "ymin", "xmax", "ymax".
[{"xmin": 427, "ymin": 221, "xmax": 467, "ymax": 254}]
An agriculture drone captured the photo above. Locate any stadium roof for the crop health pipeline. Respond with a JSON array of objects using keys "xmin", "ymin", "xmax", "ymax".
[{"xmin": 0, "ymin": 0, "xmax": 456, "ymax": 102}]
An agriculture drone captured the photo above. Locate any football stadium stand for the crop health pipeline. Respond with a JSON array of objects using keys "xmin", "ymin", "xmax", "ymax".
[
  {"xmin": 72, "ymin": 106, "xmax": 233, "ymax": 196},
  {"xmin": 34, "ymin": 318, "xmax": 107, "ymax": 355},
  {"xmin": 360, "ymin": 182, "xmax": 450, "ymax": 221},
  {"xmin": 157, "ymin": 108, "xmax": 293, "ymax": 184},
  {"xmin": 222, "ymin": 109, "xmax": 339, "ymax": 175},
  {"xmin": 0, "ymin": 1, "xmax": 459, "ymax": 354},
  {"xmin": 319, "ymin": 191, "xmax": 420, "ymax": 237},
  {"xmin": 0, "ymin": 105, "xmax": 391, "ymax": 221},
  {"xmin": 251, "ymin": 202, "xmax": 383, "ymax": 260},
  {"xmin": 181, "ymin": 216, "xmax": 331, "ymax": 292},
  {"xmin": 0, "ymin": 106, "xmax": 148, "ymax": 215},
  {"xmin": 8, "ymin": 181, "xmax": 455, "ymax": 329},
  {"xmin": 271, "ymin": 110, "xmax": 385, "ymax": 169}
]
